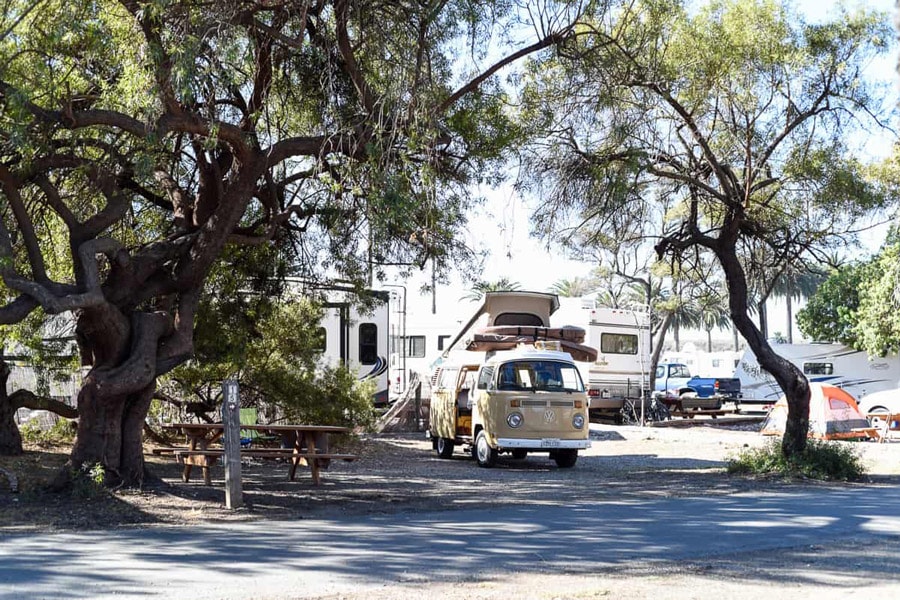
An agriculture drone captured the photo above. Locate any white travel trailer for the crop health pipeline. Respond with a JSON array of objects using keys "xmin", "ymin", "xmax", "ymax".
[
  {"xmin": 734, "ymin": 343, "xmax": 900, "ymax": 405},
  {"xmin": 317, "ymin": 289, "xmax": 391, "ymax": 406}
]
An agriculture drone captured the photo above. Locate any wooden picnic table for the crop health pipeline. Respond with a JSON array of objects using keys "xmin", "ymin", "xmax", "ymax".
[
  {"xmin": 163, "ymin": 423, "xmax": 355, "ymax": 485},
  {"xmin": 866, "ymin": 411, "xmax": 900, "ymax": 443}
]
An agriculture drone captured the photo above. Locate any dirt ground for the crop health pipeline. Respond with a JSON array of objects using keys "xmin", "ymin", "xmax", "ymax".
[{"xmin": 3, "ymin": 419, "xmax": 900, "ymax": 599}]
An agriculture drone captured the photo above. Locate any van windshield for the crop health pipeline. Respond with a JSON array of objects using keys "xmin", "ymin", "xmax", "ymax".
[{"xmin": 496, "ymin": 360, "xmax": 584, "ymax": 392}]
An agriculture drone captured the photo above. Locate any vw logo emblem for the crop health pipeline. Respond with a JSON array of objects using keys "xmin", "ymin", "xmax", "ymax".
[{"xmin": 543, "ymin": 409, "xmax": 556, "ymax": 424}]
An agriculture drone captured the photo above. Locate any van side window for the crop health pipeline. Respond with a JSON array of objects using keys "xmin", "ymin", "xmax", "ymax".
[
  {"xmin": 438, "ymin": 367, "xmax": 459, "ymax": 390},
  {"xmin": 478, "ymin": 367, "xmax": 494, "ymax": 390}
]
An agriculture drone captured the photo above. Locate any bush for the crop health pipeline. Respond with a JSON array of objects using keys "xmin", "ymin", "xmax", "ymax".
[
  {"xmin": 726, "ymin": 438, "xmax": 866, "ymax": 481},
  {"xmin": 19, "ymin": 418, "xmax": 77, "ymax": 447}
]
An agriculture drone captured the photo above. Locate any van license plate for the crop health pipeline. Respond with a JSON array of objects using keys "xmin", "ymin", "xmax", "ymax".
[{"xmin": 540, "ymin": 438, "xmax": 561, "ymax": 448}]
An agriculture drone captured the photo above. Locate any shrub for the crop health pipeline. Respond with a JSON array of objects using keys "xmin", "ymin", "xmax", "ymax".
[
  {"xmin": 19, "ymin": 418, "xmax": 77, "ymax": 447},
  {"xmin": 726, "ymin": 438, "xmax": 866, "ymax": 481}
]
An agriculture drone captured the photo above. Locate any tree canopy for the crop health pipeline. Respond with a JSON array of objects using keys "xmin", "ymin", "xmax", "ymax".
[
  {"xmin": 0, "ymin": 0, "xmax": 581, "ymax": 482},
  {"xmin": 516, "ymin": 0, "xmax": 897, "ymax": 455},
  {"xmin": 798, "ymin": 230, "xmax": 900, "ymax": 357}
]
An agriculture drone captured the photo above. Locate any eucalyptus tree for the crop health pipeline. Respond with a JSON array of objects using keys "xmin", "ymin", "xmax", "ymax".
[
  {"xmin": 519, "ymin": 0, "xmax": 896, "ymax": 455},
  {"xmin": 0, "ymin": 0, "xmax": 583, "ymax": 486}
]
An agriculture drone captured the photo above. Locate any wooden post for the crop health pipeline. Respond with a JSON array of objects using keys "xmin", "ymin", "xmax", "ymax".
[
  {"xmin": 414, "ymin": 381, "xmax": 422, "ymax": 431},
  {"xmin": 222, "ymin": 380, "xmax": 243, "ymax": 509}
]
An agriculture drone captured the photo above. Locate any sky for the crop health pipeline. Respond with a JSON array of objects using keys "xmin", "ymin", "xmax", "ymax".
[{"xmin": 389, "ymin": 0, "xmax": 900, "ymax": 320}]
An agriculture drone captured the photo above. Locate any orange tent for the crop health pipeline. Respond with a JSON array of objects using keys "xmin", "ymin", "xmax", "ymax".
[{"xmin": 761, "ymin": 382, "xmax": 873, "ymax": 440}]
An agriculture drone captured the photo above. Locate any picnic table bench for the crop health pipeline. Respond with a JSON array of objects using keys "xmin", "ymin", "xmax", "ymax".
[
  {"xmin": 865, "ymin": 411, "xmax": 900, "ymax": 443},
  {"xmin": 163, "ymin": 423, "xmax": 357, "ymax": 485}
]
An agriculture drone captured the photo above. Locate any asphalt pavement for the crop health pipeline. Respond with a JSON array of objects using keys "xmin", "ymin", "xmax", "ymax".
[{"xmin": 4, "ymin": 485, "xmax": 900, "ymax": 599}]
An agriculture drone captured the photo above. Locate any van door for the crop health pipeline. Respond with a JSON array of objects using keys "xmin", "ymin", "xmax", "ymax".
[{"xmin": 430, "ymin": 366, "xmax": 459, "ymax": 440}]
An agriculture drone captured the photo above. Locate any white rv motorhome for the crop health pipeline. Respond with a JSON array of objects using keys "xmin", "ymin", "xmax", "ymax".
[
  {"xmin": 734, "ymin": 343, "xmax": 900, "ymax": 405},
  {"xmin": 575, "ymin": 306, "xmax": 652, "ymax": 418},
  {"xmin": 387, "ymin": 317, "xmax": 459, "ymax": 402},
  {"xmin": 318, "ymin": 289, "xmax": 391, "ymax": 406}
]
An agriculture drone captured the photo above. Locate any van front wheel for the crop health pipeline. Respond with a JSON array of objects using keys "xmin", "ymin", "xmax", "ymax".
[
  {"xmin": 436, "ymin": 437, "xmax": 455, "ymax": 459},
  {"xmin": 554, "ymin": 449, "xmax": 578, "ymax": 468},
  {"xmin": 474, "ymin": 431, "xmax": 498, "ymax": 468}
]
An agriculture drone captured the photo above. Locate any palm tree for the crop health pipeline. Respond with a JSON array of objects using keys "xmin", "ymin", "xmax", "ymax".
[
  {"xmin": 696, "ymin": 287, "xmax": 731, "ymax": 352},
  {"xmin": 772, "ymin": 264, "xmax": 830, "ymax": 343},
  {"xmin": 461, "ymin": 278, "xmax": 522, "ymax": 302},
  {"xmin": 549, "ymin": 276, "xmax": 596, "ymax": 298}
]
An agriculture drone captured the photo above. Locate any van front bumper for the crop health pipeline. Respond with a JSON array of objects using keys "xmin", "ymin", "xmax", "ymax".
[{"xmin": 496, "ymin": 438, "xmax": 591, "ymax": 450}]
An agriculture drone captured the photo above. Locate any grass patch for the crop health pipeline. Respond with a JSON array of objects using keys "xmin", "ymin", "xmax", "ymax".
[{"xmin": 726, "ymin": 438, "xmax": 866, "ymax": 481}]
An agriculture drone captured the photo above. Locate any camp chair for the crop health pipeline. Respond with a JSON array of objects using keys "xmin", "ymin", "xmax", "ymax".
[{"xmin": 239, "ymin": 408, "xmax": 278, "ymax": 448}]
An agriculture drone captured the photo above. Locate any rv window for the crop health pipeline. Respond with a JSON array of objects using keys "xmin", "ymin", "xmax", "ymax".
[
  {"xmin": 494, "ymin": 313, "xmax": 544, "ymax": 326},
  {"xmin": 407, "ymin": 336, "xmax": 426, "ymax": 358},
  {"xmin": 390, "ymin": 335, "xmax": 427, "ymax": 358},
  {"xmin": 600, "ymin": 333, "xmax": 638, "ymax": 355},
  {"xmin": 358, "ymin": 323, "xmax": 379, "ymax": 365},
  {"xmin": 804, "ymin": 362, "xmax": 834, "ymax": 375},
  {"xmin": 437, "ymin": 335, "xmax": 451, "ymax": 351},
  {"xmin": 314, "ymin": 327, "xmax": 326, "ymax": 353}
]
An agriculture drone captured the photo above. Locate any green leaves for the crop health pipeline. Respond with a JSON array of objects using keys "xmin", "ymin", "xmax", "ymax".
[{"xmin": 796, "ymin": 261, "xmax": 869, "ymax": 347}]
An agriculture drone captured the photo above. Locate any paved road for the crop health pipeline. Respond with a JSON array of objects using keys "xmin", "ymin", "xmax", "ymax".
[{"xmin": 4, "ymin": 485, "xmax": 900, "ymax": 600}]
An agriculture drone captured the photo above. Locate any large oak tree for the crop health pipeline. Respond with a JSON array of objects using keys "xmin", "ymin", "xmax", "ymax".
[
  {"xmin": 518, "ymin": 0, "xmax": 896, "ymax": 455},
  {"xmin": 0, "ymin": 0, "xmax": 581, "ymax": 485}
]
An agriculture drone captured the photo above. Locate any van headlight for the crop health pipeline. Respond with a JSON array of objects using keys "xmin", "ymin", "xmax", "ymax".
[
  {"xmin": 507, "ymin": 412, "xmax": 524, "ymax": 428},
  {"xmin": 572, "ymin": 413, "xmax": 585, "ymax": 429}
]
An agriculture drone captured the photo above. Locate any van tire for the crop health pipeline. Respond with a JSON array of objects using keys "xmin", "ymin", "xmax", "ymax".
[
  {"xmin": 436, "ymin": 437, "xmax": 455, "ymax": 459},
  {"xmin": 553, "ymin": 449, "xmax": 578, "ymax": 468},
  {"xmin": 474, "ymin": 431, "xmax": 498, "ymax": 468}
]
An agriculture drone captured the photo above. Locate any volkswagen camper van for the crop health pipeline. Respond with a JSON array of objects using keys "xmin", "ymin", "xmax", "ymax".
[{"xmin": 429, "ymin": 341, "xmax": 591, "ymax": 467}]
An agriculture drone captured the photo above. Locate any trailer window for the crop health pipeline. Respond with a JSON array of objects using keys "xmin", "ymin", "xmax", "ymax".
[
  {"xmin": 803, "ymin": 362, "xmax": 834, "ymax": 375},
  {"xmin": 601, "ymin": 333, "xmax": 638, "ymax": 355},
  {"xmin": 358, "ymin": 323, "xmax": 379, "ymax": 365}
]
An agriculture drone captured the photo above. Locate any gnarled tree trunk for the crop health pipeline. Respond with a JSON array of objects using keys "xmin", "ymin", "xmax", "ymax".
[
  {"xmin": 718, "ymin": 246, "xmax": 809, "ymax": 456},
  {"xmin": 60, "ymin": 306, "xmax": 175, "ymax": 488}
]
